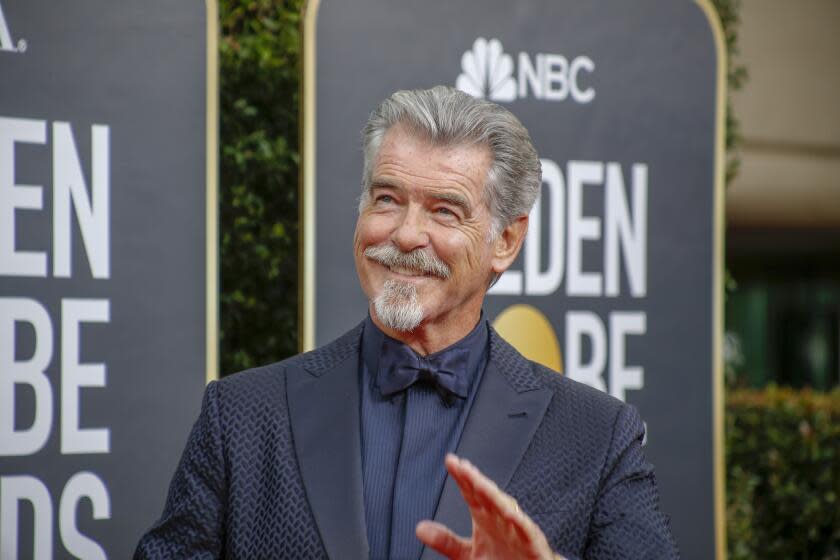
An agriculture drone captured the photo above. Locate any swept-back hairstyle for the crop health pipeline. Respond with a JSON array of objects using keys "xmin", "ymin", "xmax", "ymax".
[{"xmin": 360, "ymin": 86, "xmax": 542, "ymax": 235}]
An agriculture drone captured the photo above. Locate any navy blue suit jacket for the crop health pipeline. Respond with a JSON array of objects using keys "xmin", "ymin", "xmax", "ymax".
[{"xmin": 135, "ymin": 322, "xmax": 678, "ymax": 559}]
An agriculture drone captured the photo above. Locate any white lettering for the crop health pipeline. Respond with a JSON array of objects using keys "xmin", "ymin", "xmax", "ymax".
[
  {"xmin": 605, "ymin": 163, "xmax": 647, "ymax": 297},
  {"xmin": 0, "ymin": 117, "xmax": 47, "ymax": 277},
  {"xmin": 61, "ymin": 299, "xmax": 110, "ymax": 454},
  {"xmin": 525, "ymin": 159, "xmax": 565, "ymax": 295},
  {"xmin": 0, "ymin": 2, "xmax": 18, "ymax": 52},
  {"xmin": 543, "ymin": 54, "xmax": 569, "ymax": 101},
  {"xmin": 567, "ymin": 161, "xmax": 603, "ymax": 296},
  {"xmin": 517, "ymin": 52, "xmax": 541, "ymax": 99},
  {"xmin": 565, "ymin": 311, "xmax": 607, "ymax": 392},
  {"xmin": 53, "ymin": 122, "xmax": 110, "ymax": 279},
  {"xmin": 0, "ymin": 475, "xmax": 53, "ymax": 560},
  {"xmin": 609, "ymin": 312, "xmax": 646, "ymax": 401},
  {"xmin": 488, "ymin": 269, "xmax": 522, "ymax": 295},
  {"xmin": 570, "ymin": 56, "xmax": 595, "ymax": 103},
  {"xmin": 59, "ymin": 472, "xmax": 110, "ymax": 560},
  {"xmin": 0, "ymin": 297, "xmax": 53, "ymax": 456}
]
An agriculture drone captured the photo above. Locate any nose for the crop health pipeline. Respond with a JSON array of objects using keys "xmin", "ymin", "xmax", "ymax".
[{"xmin": 391, "ymin": 204, "xmax": 430, "ymax": 252}]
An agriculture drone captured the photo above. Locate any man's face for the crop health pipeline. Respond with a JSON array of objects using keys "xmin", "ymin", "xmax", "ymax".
[{"xmin": 354, "ymin": 124, "xmax": 500, "ymax": 334}]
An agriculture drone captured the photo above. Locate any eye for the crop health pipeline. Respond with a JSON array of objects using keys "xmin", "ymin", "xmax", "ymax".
[
  {"xmin": 375, "ymin": 194, "xmax": 395, "ymax": 205},
  {"xmin": 435, "ymin": 206, "xmax": 458, "ymax": 218}
]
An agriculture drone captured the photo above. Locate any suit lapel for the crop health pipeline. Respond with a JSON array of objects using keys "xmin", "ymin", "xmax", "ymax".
[
  {"xmin": 421, "ymin": 330, "xmax": 553, "ymax": 560},
  {"xmin": 287, "ymin": 325, "xmax": 369, "ymax": 560}
]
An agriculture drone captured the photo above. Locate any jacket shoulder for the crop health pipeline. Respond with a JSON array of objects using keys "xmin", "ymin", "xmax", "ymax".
[
  {"xmin": 489, "ymin": 326, "xmax": 624, "ymax": 418},
  {"xmin": 534, "ymin": 361, "xmax": 624, "ymax": 415}
]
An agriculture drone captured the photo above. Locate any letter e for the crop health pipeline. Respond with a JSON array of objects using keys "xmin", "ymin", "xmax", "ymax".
[{"xmin": 61, "ymin": 299, "xmax": 110, "ymax": 454}]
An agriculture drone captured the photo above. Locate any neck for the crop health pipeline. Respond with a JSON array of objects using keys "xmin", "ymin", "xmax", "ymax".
[{"xmin": 370, "ymin": 305, "xmax": 482, "ymax": 356}]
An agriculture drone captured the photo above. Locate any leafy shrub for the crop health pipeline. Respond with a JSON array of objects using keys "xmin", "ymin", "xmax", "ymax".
[
  {"xmin": 219, "ymin": 0, "xmax": 304, "ymax": 374},
  {"xmin": 727, "ymin": 387, "xmax": 840, "ymax": 559}
]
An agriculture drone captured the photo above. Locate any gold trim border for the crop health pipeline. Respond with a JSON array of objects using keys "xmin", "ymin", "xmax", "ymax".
[
  {"xmin": 206, "ymin": 0, "xmax": 219, "ymax": 383},
  {"xmin": 693, "ymin": 0, "xmax": 728, "ymax": 558},
  {"xmin": 300, "ymin": 0, "xmax": 320, "ymax": 352},
  {"xmin": 299, "ymin": 3, "xmax": 729, "ymax": 554}
]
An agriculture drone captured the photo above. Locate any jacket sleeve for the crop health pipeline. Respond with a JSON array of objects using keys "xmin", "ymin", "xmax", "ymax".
[
  {"xmin": 134, "ymin": 380, "xmax": 227, "ymax": 559},
  {"xmin": 583, "ymin": 403, "xmax": 680, "ymax": 560}
]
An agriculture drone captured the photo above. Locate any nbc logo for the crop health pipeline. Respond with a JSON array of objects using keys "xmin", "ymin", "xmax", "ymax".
[
  {"xmin": 456, "ymin": 38, "xmax": 517, "ymax": 102},
  {"xmin": 0, "ymin": 1, "xmax": 25, "ymax": 53},
  {"xmin": 456, "ymin": 38, "xmax": 595, "ymax": 104}
]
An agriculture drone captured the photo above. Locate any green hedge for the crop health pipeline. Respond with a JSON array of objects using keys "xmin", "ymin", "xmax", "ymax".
[
  {"xmin": 219, "ymin": 0, "xmax": 304, "ymax": 374},
  {"xmin": 726, "ymin": 387, "xmax": 840, "ymax": 559}
]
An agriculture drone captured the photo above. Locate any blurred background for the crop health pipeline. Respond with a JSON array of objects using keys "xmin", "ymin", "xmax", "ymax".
[{"xmin": 216, "ymin": 0, "xmax": 839, "ymax": 557}]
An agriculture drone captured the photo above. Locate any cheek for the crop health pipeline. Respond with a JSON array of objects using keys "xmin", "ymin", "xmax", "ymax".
[
  {"xmin": 434, "ymin": 236, "xmax": 483, "ymax": 277},
  {"xmin": 356, "ymin": 214, "xmax": 395, "ymax": 247},
  {"xmin": 456, "ymin": 226, "xmax": 492, "ymax": 273}
]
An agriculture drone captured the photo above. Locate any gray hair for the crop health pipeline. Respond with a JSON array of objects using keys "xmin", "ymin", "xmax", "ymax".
[{"xmin": 360, "ymin": 86, "xmax": 542, "ymax": 236}]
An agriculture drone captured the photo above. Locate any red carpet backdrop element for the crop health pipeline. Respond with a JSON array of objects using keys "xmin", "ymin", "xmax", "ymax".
[
  {"xmin": 0, "ymin": 1, "xmax": 217, "ymax": 557},
  {"xmin": 301, "ymin": 1, "xmax": 725, "ymax": 557}
]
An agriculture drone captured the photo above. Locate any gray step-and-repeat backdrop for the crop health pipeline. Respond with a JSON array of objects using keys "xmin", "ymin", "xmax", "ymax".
[
  {"xmin": 0, "ymin": 1, "xmax": 216, "ymax": 557},
  {"xmin": 303, "ymin": 0, "xmax": 725, "ymax": 557}
]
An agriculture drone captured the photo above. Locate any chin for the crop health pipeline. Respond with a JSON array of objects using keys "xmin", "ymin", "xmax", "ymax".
[{"xmin": 372, "ymin": 279, "xmax": 425, "ymax": 331}]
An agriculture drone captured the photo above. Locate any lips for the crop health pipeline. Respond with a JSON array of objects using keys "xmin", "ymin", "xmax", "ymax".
[{"xmin": 386, "ymin": 265, "xmax": 431, "ymax": 278}]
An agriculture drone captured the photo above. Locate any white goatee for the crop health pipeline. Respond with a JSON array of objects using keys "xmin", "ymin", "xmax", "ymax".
[
  {"xmin": 365, "ymin": 242, "xmax": 451, "ymax": 332},
  {"xmin": 372, "ymin": 279, "xmax": 424, "ymax": 331}
]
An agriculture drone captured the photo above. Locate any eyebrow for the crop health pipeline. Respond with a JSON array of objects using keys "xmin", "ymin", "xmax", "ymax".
[
  {"xmin": 370, "ymin": 181, "xmax": 402, "ymax": 192},
  {"xmin": 432, "ymin": 192, "xmax": 472, "ymax": 216},
  {"xmin": 369, "ymin": 181, "xmax": 472, "ymax": 216}
]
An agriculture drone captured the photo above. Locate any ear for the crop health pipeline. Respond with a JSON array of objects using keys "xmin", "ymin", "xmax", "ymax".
[{"xmin": 490, "ymin": 215, "xmax": 528, "ymax": 274}]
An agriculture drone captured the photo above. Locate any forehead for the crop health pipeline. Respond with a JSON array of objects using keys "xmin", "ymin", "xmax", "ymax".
[{"xmin": 372, "ymin": 124, "xmax": 492, "ymax": 195}]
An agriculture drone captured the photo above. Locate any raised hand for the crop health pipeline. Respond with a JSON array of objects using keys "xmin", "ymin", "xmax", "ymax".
[{"xmin": 416, "ymin": 454, "xmax": 561, "ymax": 560}]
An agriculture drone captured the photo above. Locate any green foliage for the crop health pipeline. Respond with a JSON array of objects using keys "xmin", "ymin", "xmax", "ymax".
[
  {"xmin": 218, "ymin": 0, "xmax": 304, "ymax": 374},
  {"xmin": 710, "ymin": 0, "xmax": 748, "ymax": 185},
  {"xmin": 727, "ymin": 387, "xmax": 840, "ymax": 559}
]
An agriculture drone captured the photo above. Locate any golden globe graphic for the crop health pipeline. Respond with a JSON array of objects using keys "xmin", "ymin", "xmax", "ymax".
[{"xmin": 492, "ymin": 304, "xmax": 564, "ymax": 373}]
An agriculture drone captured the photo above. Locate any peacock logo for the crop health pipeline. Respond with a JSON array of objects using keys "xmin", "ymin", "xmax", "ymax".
[{"xmin": 456, "ymin": 38, "xmax": 517, "ymax": 102}]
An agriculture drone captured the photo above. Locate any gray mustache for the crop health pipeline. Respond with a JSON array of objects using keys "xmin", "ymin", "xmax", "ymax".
[{"xmin": 364, "ymin": 244, "xmax": 451, "ymax": 279}]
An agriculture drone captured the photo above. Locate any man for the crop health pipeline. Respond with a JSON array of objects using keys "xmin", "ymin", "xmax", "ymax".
[{"xmin": 135, "ymin": 86, "xmax": 678, "ymax": 559}]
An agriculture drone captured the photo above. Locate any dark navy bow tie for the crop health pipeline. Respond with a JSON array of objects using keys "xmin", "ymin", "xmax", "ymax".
[{"xmin": 377, "ymin": 337, "xmax": 470, "ymax": 400}]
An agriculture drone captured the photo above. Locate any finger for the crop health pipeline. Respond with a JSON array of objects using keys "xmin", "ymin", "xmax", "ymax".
[
  {"xmin": 446, "ymin": 456, "xmax": 554, "ymax": 557},
  {"xmin": 416, "ymin": 520, "xmax": 471, "ymax": 560},
  {"xmin": 447, "ymin": 455, "xmax": 517, "ymax": 529},
  {"xmin": 456, "ymin": 457, "xmax": 514, "ymax": 518},
  {"xmin": 454, "ymin": 459, "xmax": 548, "ymax": 547},
  {"xmin": 445, "ymin": 455, "xmax": 482, "ymax": 510},
  {"xmin": 447, "ymin": 456, "xmax": 522, "ymax": 544}
]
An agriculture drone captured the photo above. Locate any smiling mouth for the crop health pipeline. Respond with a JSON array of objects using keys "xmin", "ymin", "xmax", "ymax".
[{"xmin": 386, "ymin": 265, "xmax": 433, "ymax": 278}]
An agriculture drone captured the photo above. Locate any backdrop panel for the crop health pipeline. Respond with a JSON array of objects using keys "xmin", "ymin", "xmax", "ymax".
[
  {"xmin": 0, "ymin": 1, "xmax": 217, "ymax": 557},
  {"xmin": 302, "ymin": 0, "xmax": 725, "ymax": 557}
]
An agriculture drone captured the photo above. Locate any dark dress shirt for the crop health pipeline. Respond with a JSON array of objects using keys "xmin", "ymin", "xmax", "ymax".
[{"xmin": 360, "ymin": 314, "xmax": 489, "ymax": 560}]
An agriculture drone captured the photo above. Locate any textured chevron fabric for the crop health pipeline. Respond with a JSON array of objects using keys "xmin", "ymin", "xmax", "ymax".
[{"xmin": 134, "ymin": 322, "xmax": 679, "ymax": 559}]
